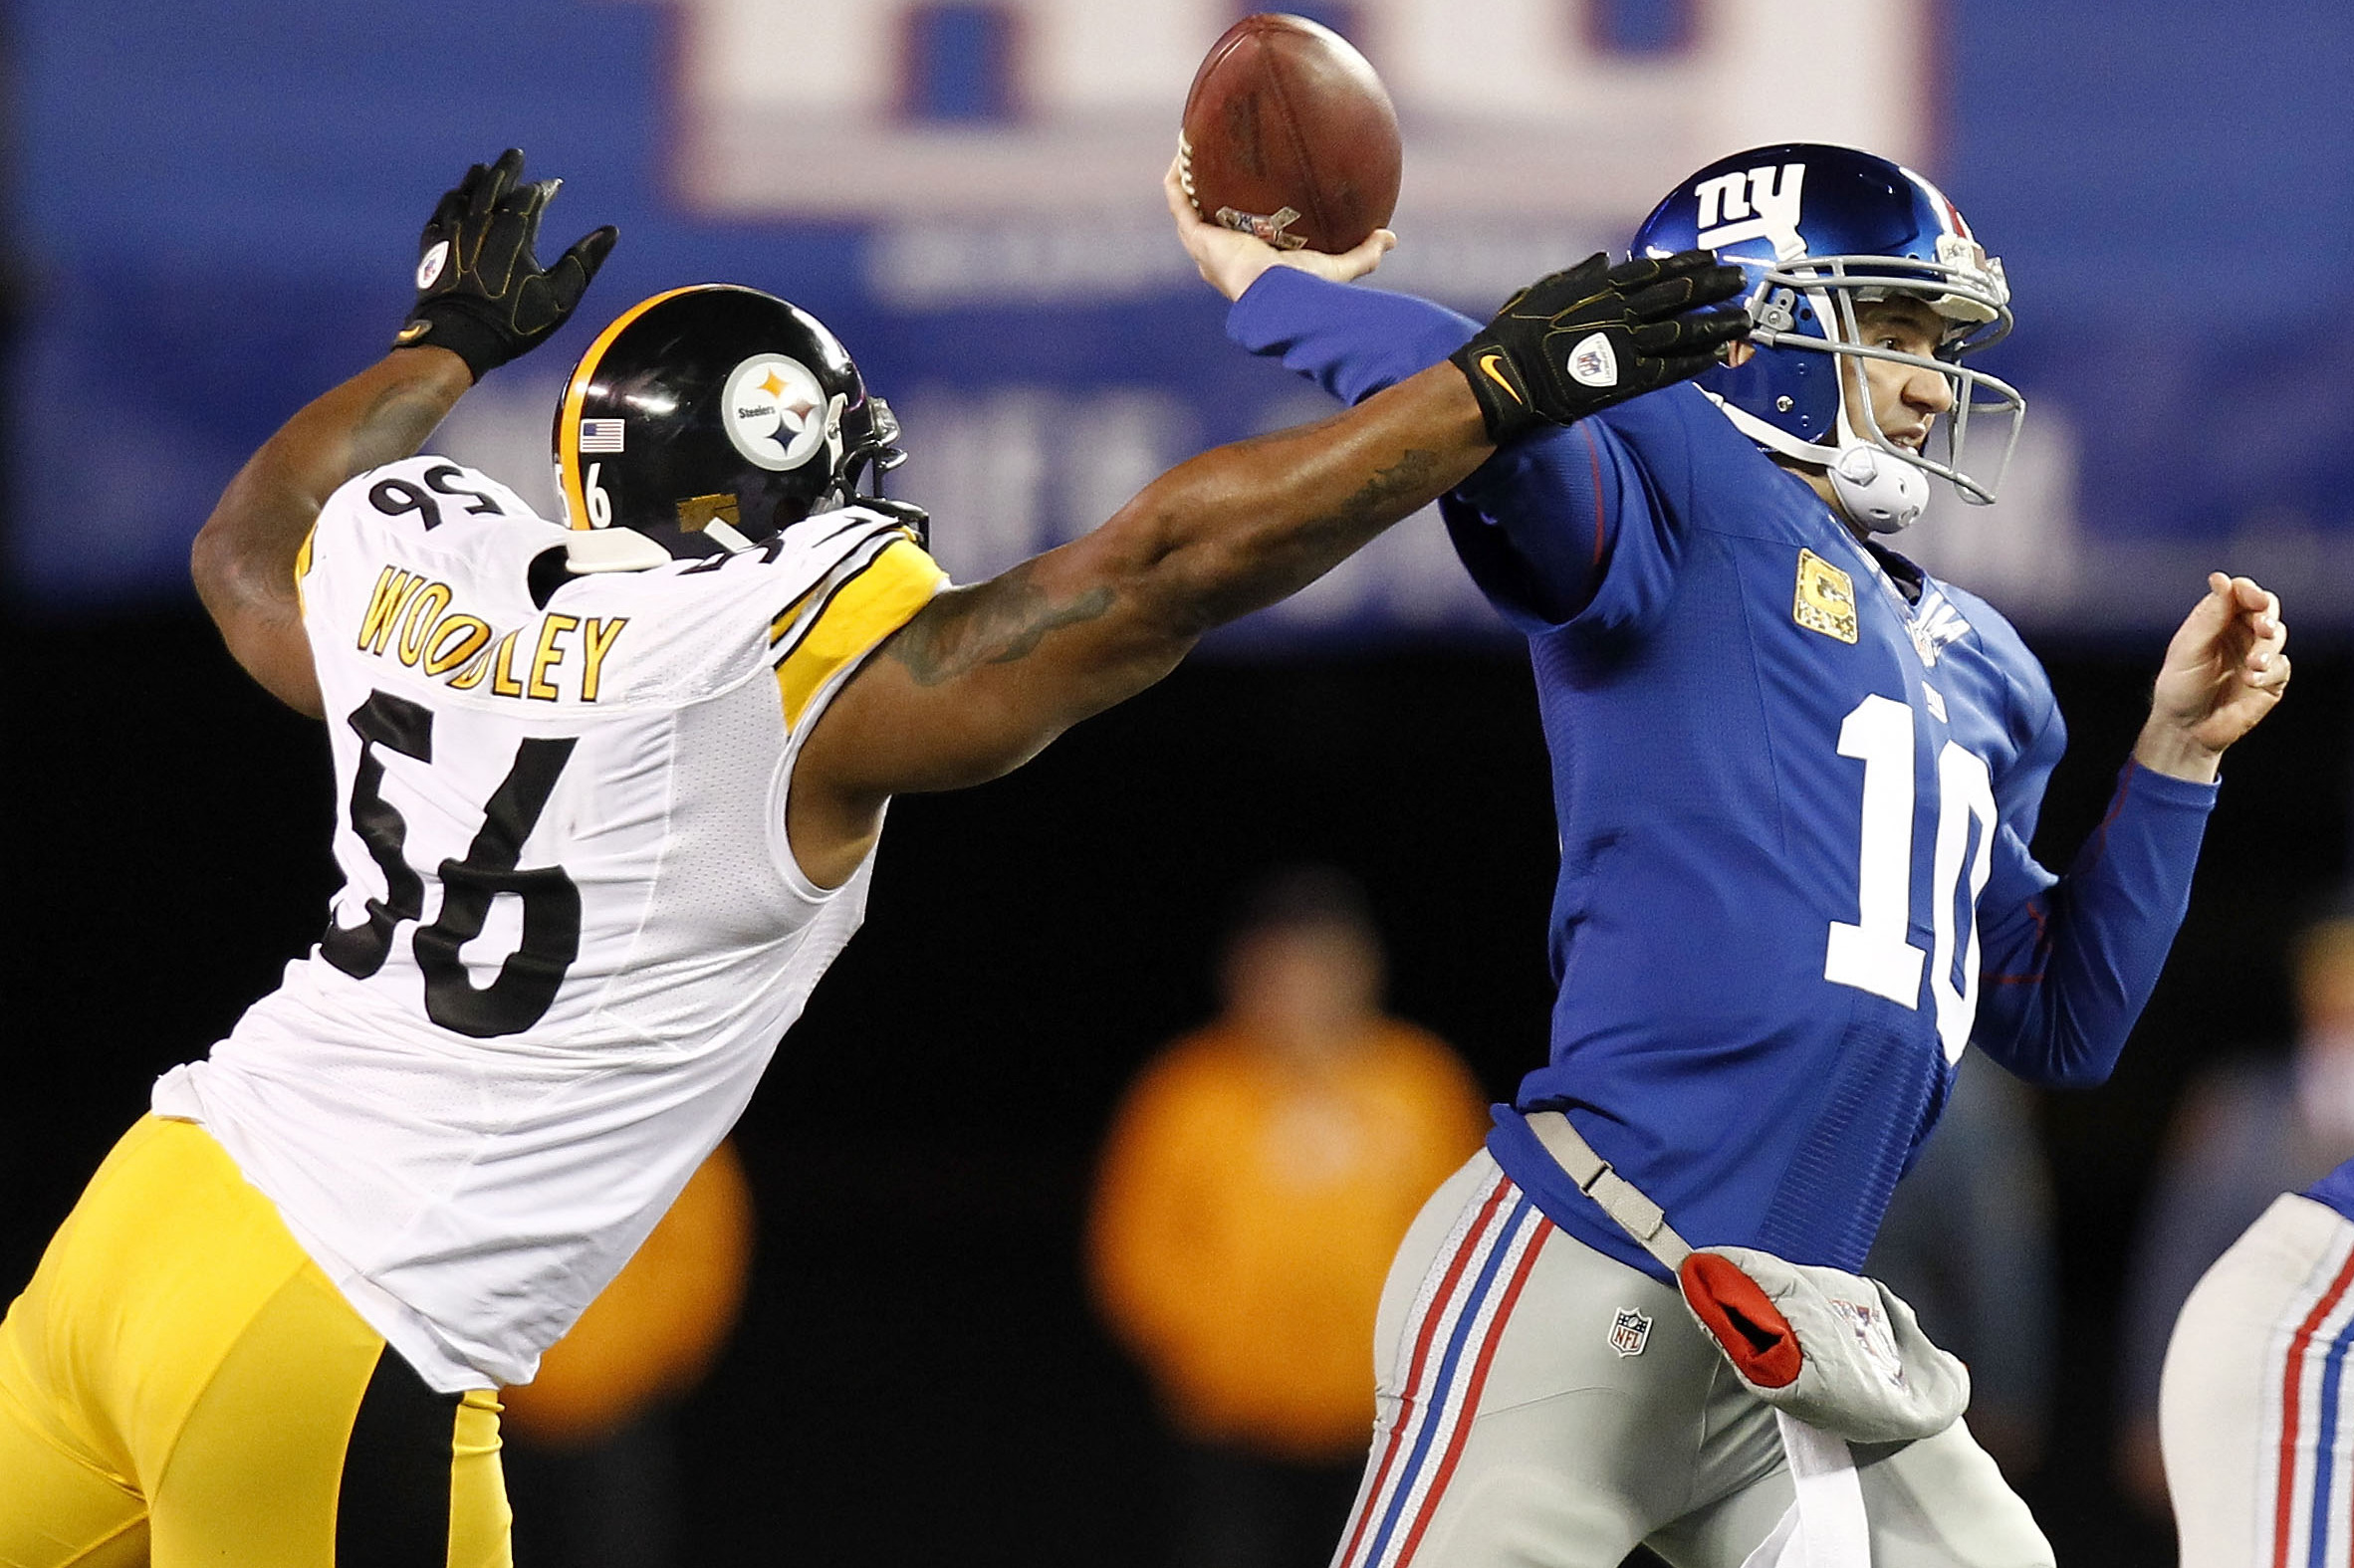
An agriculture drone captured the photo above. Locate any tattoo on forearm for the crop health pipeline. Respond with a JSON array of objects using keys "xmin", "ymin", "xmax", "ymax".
[
  {"xmin": 1182, "ymin": 445, "xmax": 1446, "ymax": 631},
  {"xmin": 1311, "ymin": 447, "xmax": 1442, "ymax": 539},
  {"xmin": 887, "ymin": 561, "xmax": 1115, "ymax": 686},
  {"xmin": 885, "ymin": 442, "xmax": 1443, "ymax": 680}
]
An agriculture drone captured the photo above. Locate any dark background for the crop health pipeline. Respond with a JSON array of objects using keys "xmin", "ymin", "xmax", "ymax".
[{"xmin": 6, "ymin": 604, "xmax": 2340, "ymax": 1564}]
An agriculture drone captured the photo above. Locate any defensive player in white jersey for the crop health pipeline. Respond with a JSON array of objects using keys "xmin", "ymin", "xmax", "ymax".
[{"xmin": 0, "ymin": 151, "xmax": 1747, "ymax": 1562}]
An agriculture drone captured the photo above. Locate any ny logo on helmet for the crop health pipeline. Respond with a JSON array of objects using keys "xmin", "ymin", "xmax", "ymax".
[{"xmin": 1695, "ymin": 163, "xmax": 1806, "ymax": 262}]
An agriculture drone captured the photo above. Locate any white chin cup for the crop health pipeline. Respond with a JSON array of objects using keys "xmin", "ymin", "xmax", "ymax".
[{"xmin": 1829, "ymin": 444, "xmax": 1928, "ymax": 535}]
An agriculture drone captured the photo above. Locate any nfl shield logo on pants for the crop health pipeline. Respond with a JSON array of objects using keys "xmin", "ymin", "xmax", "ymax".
[{"xmin": 1609, "ymin": 1306, "xmax": 1653, "ymax": 1358}]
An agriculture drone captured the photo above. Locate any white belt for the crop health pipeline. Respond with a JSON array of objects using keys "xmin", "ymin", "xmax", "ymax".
[{"xmin": 1524, "ymin": 1108, "xmax": 1693, "ymax": 1270}]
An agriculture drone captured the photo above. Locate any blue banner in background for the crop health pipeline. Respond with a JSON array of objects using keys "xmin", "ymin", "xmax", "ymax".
[{"xmin": 11, "ymin": 0, "xmax": 2353, "ymax": 635}]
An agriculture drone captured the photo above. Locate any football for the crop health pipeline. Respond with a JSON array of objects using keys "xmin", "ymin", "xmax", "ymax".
[{"xmin": 1179, "ymin": 13, "xmax": 1401, "ymax": 256}]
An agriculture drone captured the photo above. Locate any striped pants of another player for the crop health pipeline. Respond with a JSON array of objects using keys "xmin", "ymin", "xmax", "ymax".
[
  {"xmin": 2165, "ymin": 1192, "xmax": 2354, "ymax": 1568},
  {"xmin": 1332, "ymin": 1151, "xmax": 2051, "ymax": 1568}
]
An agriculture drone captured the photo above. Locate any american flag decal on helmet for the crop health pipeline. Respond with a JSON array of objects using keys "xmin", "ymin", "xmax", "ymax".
[{"xmin": 579, "ymin": 419, "xmax": 625, "ymax": 453}]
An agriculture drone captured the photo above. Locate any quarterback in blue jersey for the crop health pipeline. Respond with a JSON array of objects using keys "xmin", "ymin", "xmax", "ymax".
[{"xmin": 1168, "ymin": 145, "xmax": 2288, "ymax": 1568}]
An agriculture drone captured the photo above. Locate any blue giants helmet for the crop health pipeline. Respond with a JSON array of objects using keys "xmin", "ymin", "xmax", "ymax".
[{"xmin": 1633, "ymin": 143, "xmax": 2024, "ymax": 532}]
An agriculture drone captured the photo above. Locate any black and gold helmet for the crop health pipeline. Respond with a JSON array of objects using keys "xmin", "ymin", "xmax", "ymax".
[{"xmin": 551, "ymin": 284, "xmax": 906, "ymax": 545}]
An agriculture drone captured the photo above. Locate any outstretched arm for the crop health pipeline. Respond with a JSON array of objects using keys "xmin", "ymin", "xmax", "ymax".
[
  {"xmin": 1975, "ymin": 574, "xmax": 2289, "ymax": 1085},
  {"xmin": 792, "ymin": 250, "xmax": 1746, "ymax": 885},
  {"xmin": 1177, "ymin": 165, "xmax": 1655, "ymax": 628},
  {"xmin": 791, "ymin": 366, "xmax": 1485, "ymax": 883},
  {"xmin": 189, "ymin": 149, "xmax": 614, "ymax": 717}
]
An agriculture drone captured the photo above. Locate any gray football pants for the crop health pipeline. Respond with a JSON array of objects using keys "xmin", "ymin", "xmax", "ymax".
[
  {"xmin": 1329, "ymin": 1151, "xmax": 2053, "ymax": 1568},
  {"xmin": 2160, "ymin": 1193, "xmax": 2354, "ymax": 1568}
]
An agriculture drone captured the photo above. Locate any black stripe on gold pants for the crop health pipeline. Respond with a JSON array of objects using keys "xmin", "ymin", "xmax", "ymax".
[{"xmin": 0, "ymin": 1116, "xmax": 511, "ymax": 1566}]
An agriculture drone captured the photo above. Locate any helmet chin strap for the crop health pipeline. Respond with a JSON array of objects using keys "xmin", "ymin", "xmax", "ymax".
[
  {"xmin": 1827, "ymin": 444, "xmax": 1927, "ymax": 535},
  {"xmin": 1827, "ymin": 381, "xmax": 1927, "ymax": 535},
  {"xmin": 1705, "ymin": 392, "xmax": 1928, "ymax": 535}
]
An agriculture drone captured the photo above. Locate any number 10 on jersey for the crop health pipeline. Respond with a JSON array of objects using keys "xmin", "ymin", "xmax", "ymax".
[{"xmin": 1823, "ymin": 693, "xmax": 1998, "ymax": 1062}]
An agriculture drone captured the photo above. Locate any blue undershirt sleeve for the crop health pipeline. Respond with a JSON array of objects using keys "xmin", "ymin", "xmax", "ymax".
[
  {"xmin": 1225, "ymin": 268, "xmax": 1616, "ymax": 627},
  {"xmin": 1971, "ymin": 761, "xmax": 2219, "ymax": 1086},
  {"xmin": 1225, "ymin": 265, "xmax": 1472, "ymax": 403}
]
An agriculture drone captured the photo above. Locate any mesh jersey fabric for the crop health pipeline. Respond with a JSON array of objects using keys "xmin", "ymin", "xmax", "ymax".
[
  {"xmin": 154, "ymin": 459, "xmax": 945, "ymax": 1390},
  {"xmin": 1228, "ymin": 268, "xmax": 2216, "ymax": 1282}
]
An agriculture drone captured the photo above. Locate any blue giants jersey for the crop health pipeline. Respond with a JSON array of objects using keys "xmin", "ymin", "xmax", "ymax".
[
  {"xmin": 2311, "ymin": 1161, "xmax": 2354, "ymax": 1227},
  {"xmin": 1230, "ymin": 268, "xmax": 2218, "ymax": 1279}
]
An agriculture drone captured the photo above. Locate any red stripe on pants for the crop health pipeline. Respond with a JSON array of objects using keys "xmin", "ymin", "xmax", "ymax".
[
  {"xmin": 1335, "ymin": 1175, "xmax": 1514, "ymax": 1568},
  {"xmin": 1391, "ymin": 1216, "xmax": 1553, "ymax": 1568},
  {"xmin": 2276, "ymin": 1245, "xmax": 2354, "ymax": 1568}
]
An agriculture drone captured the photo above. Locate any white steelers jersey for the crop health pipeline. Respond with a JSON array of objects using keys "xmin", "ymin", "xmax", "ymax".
[{"xmin": 153, "ymin": 456, "xmax": 947, "ymax": 1392}]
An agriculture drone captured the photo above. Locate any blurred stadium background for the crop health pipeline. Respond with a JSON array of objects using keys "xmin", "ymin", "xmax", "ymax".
[{"xmin": 3, "ymin": 0, "xmax": 2348, "ymax": 1561}]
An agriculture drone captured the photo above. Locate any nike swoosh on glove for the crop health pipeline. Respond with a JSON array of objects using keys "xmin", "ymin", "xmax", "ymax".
[{"xmin": 1449, "ymin": 250, "xmax": 1749, "ymax": 445}]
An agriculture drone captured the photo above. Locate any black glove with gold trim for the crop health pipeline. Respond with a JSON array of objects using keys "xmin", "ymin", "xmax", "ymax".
[
  {"xmin": 392, "ymin": 148, "xmax": 618, "ymax": 380},
  {"xmin": 1449, "ymin": 250, "xmax": 1749, "ymax": 445}
]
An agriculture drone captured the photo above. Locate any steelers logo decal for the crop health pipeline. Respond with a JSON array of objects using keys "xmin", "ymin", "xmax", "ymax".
[
  {"xmin": 416, "ymin": 240, "xmax": 449, "ymax": 291},
  {"xmin": 721, "ymin": 354, "xmax": 832, "ymax": 473}
]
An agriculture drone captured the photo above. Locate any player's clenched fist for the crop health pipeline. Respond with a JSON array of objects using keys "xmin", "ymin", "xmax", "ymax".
[
  {"xmin": 390, "ymin": 148, "xmax": 618, "ymax": 380},
  {"xmin": 1449, "ymin": 251, "xmax": 1749, "ymax": 444}
]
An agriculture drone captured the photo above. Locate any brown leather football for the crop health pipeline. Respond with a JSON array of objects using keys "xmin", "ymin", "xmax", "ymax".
[{"xmin": 1179, "ymin": 13, "xmax": 1401, "ymax": 256}]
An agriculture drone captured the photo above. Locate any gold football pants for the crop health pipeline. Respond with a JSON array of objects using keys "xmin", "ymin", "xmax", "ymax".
[{"xmin": 0, "ymin": 1115, "xmax": 511, "ymax": 1566}]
